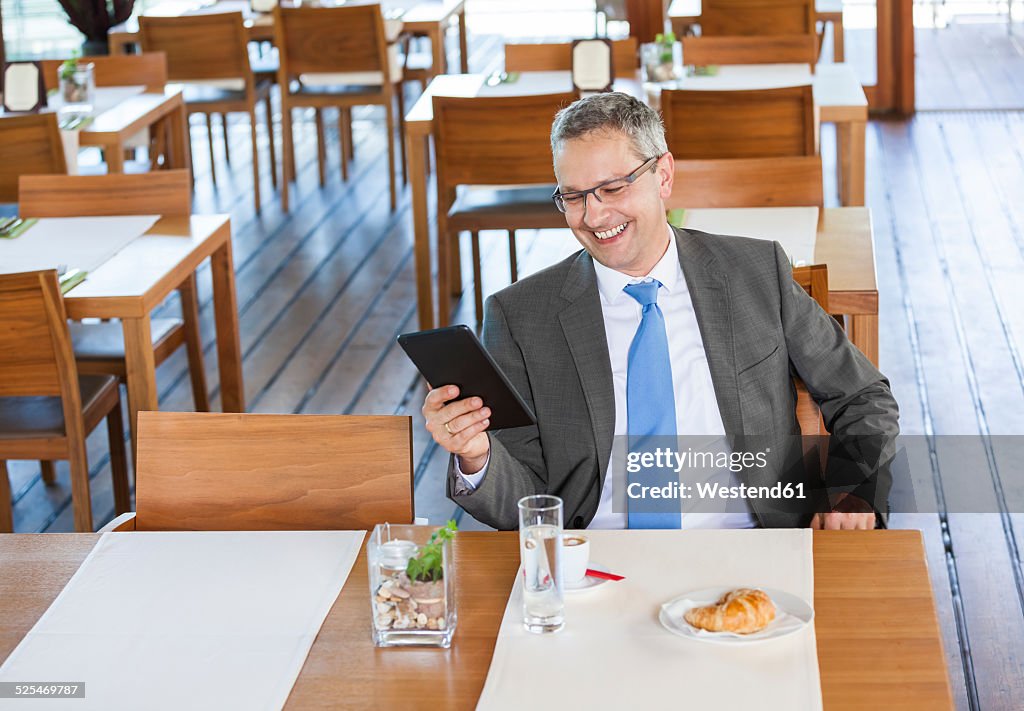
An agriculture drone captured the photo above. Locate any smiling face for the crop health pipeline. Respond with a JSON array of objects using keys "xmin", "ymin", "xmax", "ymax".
[{"xmin": 553, "ymin": 130, "xmax": 675, "ymax": 277}]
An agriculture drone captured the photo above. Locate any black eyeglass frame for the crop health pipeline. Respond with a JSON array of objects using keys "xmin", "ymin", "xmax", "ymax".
[{"xmin": 551, "ymin": 153, "xmax": 664, "ymax": 214}]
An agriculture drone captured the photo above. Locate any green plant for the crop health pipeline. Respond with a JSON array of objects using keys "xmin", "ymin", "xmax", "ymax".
[
  {"xmin": 655, "ymin": 31, "xmax": 676, "ymax": 64},
  {"xmin": 59, "ymin": 51, "xmax": 81, "ymax": 81},
  {"xmin": 406, "ymin": 520, "xmax": 457, "ymax": 582}
]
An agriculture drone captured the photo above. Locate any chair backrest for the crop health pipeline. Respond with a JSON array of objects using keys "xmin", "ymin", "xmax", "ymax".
[
  {"xmin": 40, "ymin": 53, "xmax": 168, "ymax": 93},
  {"xmin": 139, "ymin": 13, "xmax": 252, "ymax": 83},
  {"xmin": 682, "ymin": 35, "xmax": 817, "ymax": 67},
  {"xmin": 701, "ymin": 0, "xmax": 816, "ymax": 36},
  {"xmin": 668, "ymin": 156, "xmax": 823, "ymax": 208},
  {"xmin": 504, "ymin": 38, "xmax": 639, "ymax": 75},
  {"xmin": 661, "ymin": 85, "xmax": 816, "ymax": 159},
  {"xmin": 0, "ymin": 271, "xmax": 80, "ymax": 412},
  {"xmin": 19, "ymin": 170, "xmax": 192, "ymax": 218},
  {"xmin": 134, "ymin": 411, "xmax": 415, "ymax": 531},
  {"xmin": 433, "ymin": 92, "xmax": 575, "ymax": 188},
  {"xmin": 0, "ymin": 114, "xmax": 67, "ymax": 203},
  {"xmin": 793, "ymin": 263, "xmax": 829, "ymax": 312},
  {"xmin": 274, "ymin": 5, "xmax": 387, "ymax": 80}
]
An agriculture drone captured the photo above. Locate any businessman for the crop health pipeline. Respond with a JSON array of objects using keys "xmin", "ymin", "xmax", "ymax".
[{"xmin": 422, "ymin": 92, "xmax": 899, "ymax": 530}]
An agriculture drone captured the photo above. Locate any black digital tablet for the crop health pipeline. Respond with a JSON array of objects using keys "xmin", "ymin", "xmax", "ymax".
[{"xmin": 397, "ymin": 325, "xmax": 537, "ymax": 430}]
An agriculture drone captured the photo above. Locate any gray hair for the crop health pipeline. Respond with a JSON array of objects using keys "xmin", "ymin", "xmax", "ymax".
[{"xmin": 550, "ymin": 92, "xmax": 668, "ymax": 164}]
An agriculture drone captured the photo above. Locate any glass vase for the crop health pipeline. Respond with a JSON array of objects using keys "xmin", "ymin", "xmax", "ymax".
[{"xmin": 58, "ymin": 63, "xmax": 95, "ymax": 117}]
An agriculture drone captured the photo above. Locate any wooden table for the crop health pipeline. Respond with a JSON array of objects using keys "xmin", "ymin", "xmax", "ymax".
[
  {"xmin": 669, "ymin": 0, "xmax": 846, "ymax": 62},
  {"xmin": 0, "ymin": 530, "xmax": 953, "ymax": 709},
  {"xmin": 109, "ymin": 0, "xmax": 470, "ymax": 78},
  {"xmin": 61, "ymin": 215, "xmax": 245, "ymax": 454},
  {"xmin": 76, "ymin": 87, "xmax": 191, "ymax": 176}
]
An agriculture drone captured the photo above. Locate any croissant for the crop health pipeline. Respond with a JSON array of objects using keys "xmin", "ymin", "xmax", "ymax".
[{"xmin": 684, "ymin": 588, "xmax": 776, "ymax": 634}]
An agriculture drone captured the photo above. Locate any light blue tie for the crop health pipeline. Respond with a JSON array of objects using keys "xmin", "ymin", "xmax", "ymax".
[{"xmin": 624, "ymin": 280, "xmax": 681, "ymax": 529}]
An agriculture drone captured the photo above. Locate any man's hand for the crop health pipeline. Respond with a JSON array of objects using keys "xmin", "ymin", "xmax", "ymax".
[
  {"xmin": 423, "ymin": 385, "xmax": 491, "ymax": 474},
  {"xmin": 810, "ymin": 493, "xmax": 876, "ymax": 530}
]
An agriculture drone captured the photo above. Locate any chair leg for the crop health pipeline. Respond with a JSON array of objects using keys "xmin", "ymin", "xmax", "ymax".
[
  {"xmin": 265, "ymin": 94, "xmax": 277, "ymax": 189},
  {"xmin": 205, "ymin": 113, "xmax": 218, "ymax": 186},
  {"xmin": 0, "ymin": 460, "xmax": 12, "ymax": 533},
  {"xmin": 450, "ymin": 228, "xmax": 464, "ymax": 298},
  {"xmin": 106, "ymin": 398, "xmax": 131, "ymax": 516},
  {"xmin": 41, "ymin": 460, "xmax": 57, "ymax": 485},
  {"xmin": 509, "ymin": 230, "xmax": 519, "ymax": 283},
  {"xmin": 315, "ymin": 109, "xmax": 327, "ymax": 188},
  {"xmin": 396, "ymin": 84, "xmax": 408, "ymax": 185},
  {"xmin": 179, "ymin": 274, "xmax": 210, "ymax": 412},
  {"xmin": 338, "ymin": 111, "xmax": 350, "ymax": 182},
  {"xmin": 249, "ymin": 107, "xmax": 262, "ymax": 213},
  {"xmin": 385, "ymin": 100, "xmax": 397, "ymax": 212},
  {"xmin": 221, "ymin": 113, "xmax": 231, "ymax": 164},
  {"xmin": 471, "ymin": 231, "xmax": 484, "ymax": 326},
  {"xmin": 68, "ymin": 439, "xmax": 93, "ymax": 533},
  {"xmin": 281, "ymin": 105, "xmax": 294, "ymax": 213},
  {"xmin": 343, "ymin": 108, "xmax": 354, "ymax": 161}
]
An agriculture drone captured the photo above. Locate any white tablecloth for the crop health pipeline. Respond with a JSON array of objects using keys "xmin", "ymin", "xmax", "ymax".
[
  {"xmin": 0, "ymin": 215, "xmax": 160, "ymax": 276},
  {"xmin": 0, "ymin": 531, "xmax": 365, "ymax": 710},
  {"xmin": 684, "ymin": 207, "xmax": 820, "ymax": 266},
  {"xmin": 477, "ymin": 529, "xmax": 821, "ymax": 711}
]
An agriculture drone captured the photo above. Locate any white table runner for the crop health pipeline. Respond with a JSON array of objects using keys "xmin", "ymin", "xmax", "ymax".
[
  {"xmin": 0, "ymin": 215, "xmax": 160, "ymax": 276},
  {"xmin": 477, "ymin": 529, "xmax": 821, "ymax": 711},
  {"xmin": 0, "ymin": 531, "xmax": 364, "ymax": 710},
  {"xmin": 684, "ymin": 207, "xmax": 819, "ymax": 266}
]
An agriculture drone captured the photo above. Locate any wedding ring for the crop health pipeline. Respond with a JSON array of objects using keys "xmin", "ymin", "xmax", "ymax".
[{"xmin": 444, "ymin": 421, "xmax": 454, "ymax": 436}]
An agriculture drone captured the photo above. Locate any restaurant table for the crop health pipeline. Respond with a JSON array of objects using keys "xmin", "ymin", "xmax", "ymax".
[
  {"xmin": 0, "ymin": 87, "xmax": 191, "ymax": 176},
  {"xmin": 3, "ymin": 215, "xmax": 245, "ymax": 457},
  {"xmin": 108, "ymin": 0, "xmax": 470, "ymax": 78},
  {"xmin": 0, "ymin": 530, "xmax": 953, "ymax": 709},
  {"xmin": 405, "ymin": 67, "xmax": 869, "ymax": 331},
  {"xmin": 669, "ymin": 0, "xmax": 847, "ymax": 62}
]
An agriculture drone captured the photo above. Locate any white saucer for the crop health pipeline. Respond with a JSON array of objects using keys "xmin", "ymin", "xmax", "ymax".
[
  {"xmin": 564, "ymin": 563, "xmax": 612, "ymax": 593},
  {"xmin": 659, "ymin": 587, "xmax": 814, "ymax": 644}
]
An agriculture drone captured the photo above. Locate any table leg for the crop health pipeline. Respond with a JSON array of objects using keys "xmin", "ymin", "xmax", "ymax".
[
  {"xmin": 409, "ymin": 129, "xmax": 435, "ymax": 331},
  {"xmin": 458, "ymin": 10, "xmax": 469, "ymax": 74},
  {"xmin": 837, "ymin": 119, "xmax": 866, "ymax": 207},
  {"xmin": 122, "ymin": 316, "xmax": 159, "ymax": 465},
  {"xmin": 429, "ymin": 26, "xmax": 447, "ymax": 77},
  {"xmin": 211, "ymin": 244, "xmax": 246, "ymax": 413},
  {"xmin": 166, "ymin": 101, "xmax": 193, "ymax": 181},
  {"xmin": 833, "ymin": 18, "xmax": 845, "ymax": 62},
  {"xmin": 105, "ymin": 142, "xmax": 125, "ymax": 174},
  {"xmin": 848, "ymin": 314, "xmax": 879, "ymax": 367}
]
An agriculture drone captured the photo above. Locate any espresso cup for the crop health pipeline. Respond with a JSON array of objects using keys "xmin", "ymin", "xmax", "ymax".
[{"xmin": 561, "ymin": 533, "xmax": 590, "ymax": 584}]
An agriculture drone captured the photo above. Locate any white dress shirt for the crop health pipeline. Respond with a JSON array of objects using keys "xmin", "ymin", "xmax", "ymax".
[{"xmin": 459, "ymin": 225, "xmax": 758, "ymax": 530}]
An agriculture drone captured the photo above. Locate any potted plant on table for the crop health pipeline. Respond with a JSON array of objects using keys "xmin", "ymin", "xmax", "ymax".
[
  {"xmin": 642, "ymin": 31, "xmax": 681, "ymax": 83},
  {"xmin": 369, "ymin": 520, "xmax": 458, "ymax": 647},
  {"xmin": 58, "ymin": 52, "xmax": 95, "ymax": 114}
]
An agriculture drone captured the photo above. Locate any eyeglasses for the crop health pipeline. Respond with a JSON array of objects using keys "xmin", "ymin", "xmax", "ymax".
[{"xmin": 552, "ymin": 154, "xmax": 663, "ymax": 215}]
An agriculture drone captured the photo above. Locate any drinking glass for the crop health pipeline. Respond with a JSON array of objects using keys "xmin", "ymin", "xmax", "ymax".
[{"xmin": 518, "ymin": 495, "xmax": 565, "ymax": 633}]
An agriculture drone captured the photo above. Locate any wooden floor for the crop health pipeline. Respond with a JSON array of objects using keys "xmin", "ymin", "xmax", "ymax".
[{"xmin": 5, "ymin": 25, "xmax": 1024, "ymax": 711}]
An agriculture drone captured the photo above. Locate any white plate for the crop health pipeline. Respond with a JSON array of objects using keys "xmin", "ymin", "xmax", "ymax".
[
  {"xmin": 564, "ymin": 563, "xmax": 612, "ymax": 593},
  {"xmin": 659, "ymin": 587, "xmax": 814, "ymax": 644}
]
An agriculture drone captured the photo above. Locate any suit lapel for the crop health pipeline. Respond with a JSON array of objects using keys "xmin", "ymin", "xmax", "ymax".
[
  {"xmin": 558, "ymin": 251, "xmax": 616, "ymax": 482},
  {"xmin": 673, "ymin": 226, "xmax": 745, "ymax": 437}
]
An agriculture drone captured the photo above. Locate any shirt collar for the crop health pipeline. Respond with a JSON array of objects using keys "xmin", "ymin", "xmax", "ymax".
[{"xmin": 593, "ymin": 223, "xmax": 682, "ymax": 305}]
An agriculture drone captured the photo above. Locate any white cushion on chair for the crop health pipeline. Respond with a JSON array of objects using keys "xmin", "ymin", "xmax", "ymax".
[{"xmin": 299, "ymin": 45, "xmax": 403, "ymax": 87}]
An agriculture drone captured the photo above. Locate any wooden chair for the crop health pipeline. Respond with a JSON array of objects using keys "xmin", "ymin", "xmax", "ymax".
[
  {"xmin": 0, "ymin": 114, "xmax": 66, "ymax": 203},
  {"xmin": 681, "ymin": 35, "xmax": 818, "ymax": 67},
  {"xmin": 0, "ymin": 271, "xmax": 130, "ymax": 532},
  {"xmin": 701, "ymin": 0, "xmax": 816, "ymax": 37},
  {"xmin": 18, "ymin": 172, "xmax": 209, "ymax": 451},
  {"xmin": 668, "ymin": 156, "xmax": 823, "ymax": 208},
  {"xmin": 793, "ymin": 264, "xmax": 830, "ymax": 436},
  {"xmin": 103, "ymin": 411, "xmax": 413, "ymax": 531},
  {"xmin": 139, "ymin": 13, "xmax": 277, "ymax": 212},
  {"xmin": 661, "ymin": 85, "xmax": 816, "ymax": 159},
  {"xmin": 40, "ymin": 53, "xmax": 168, "ymax": 93},
  {"xmin": 504, "ymin": 38, "xmax": 639, "ymax": 75},
  {"xmin": 274, "ymin": 4, "xmax": 402, "ymax": 213},
  {"xmin": 433, "ymin": 92, "xmax": 575, "ymax": 326}
]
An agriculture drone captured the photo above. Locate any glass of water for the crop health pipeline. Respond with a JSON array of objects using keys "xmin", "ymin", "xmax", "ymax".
[{"xmin": 518, "ymin": 494, "xmax": 565, "ymax": 633}]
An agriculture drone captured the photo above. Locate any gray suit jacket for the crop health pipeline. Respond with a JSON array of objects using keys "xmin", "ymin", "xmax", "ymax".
[{"xmin": 447, "ymin": 226, "xmax": 899, "ymax": 530}]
